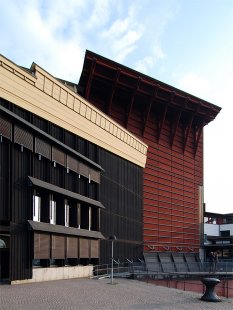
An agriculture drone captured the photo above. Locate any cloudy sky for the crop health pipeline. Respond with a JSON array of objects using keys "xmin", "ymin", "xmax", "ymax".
[{"xmin": 0, "ymin": 0, "xmax": 232, "ymax": 214}]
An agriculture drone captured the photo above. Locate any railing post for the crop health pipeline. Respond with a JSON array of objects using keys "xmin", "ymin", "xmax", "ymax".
[{"xmin": 109, "ymin": 235, "xmax": 116, "ymax": 285}]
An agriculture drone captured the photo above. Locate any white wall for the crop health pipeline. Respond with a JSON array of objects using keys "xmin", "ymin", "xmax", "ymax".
[
  {"xmin": 220, "ymin": 223, "xmax": 233, "ymax": 235},
  {"xmin": 204, "ymin": 223, "xmax": 233, "ymax": 238},
  {"xmin": 204, "ymin": 223, "xmax": 220, "ymax": 236}
]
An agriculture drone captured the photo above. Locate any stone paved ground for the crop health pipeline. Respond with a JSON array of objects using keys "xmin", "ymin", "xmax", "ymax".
[{"xmin": 0, "ymin": 278, "xmax": 233, "ymax": 310}]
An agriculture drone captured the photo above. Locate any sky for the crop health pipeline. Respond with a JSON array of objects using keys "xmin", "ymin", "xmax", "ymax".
[{"xmin": 0, "ymin": 0, "xmax": 232, "ymax": 214}]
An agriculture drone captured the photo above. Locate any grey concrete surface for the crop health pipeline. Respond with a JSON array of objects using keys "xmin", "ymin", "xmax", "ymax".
[{"xmin": 0, "ymin": 278, "xmax": 233, "ymax": 310}]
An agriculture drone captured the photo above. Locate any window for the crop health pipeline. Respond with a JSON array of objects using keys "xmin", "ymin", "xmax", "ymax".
[
  {"xmin": 64, "ymin": 199, "xmax": 69, "ymax": 227},
  {"xmin": 0, "ymin": 238, "xmax": 6, "ymax": 248},
  {"xmin": 89, "ymin": 206, "xmax": 91, "ymax": 231},
  {"xmin": 33, "ymin": 192, "xmax": 41, "ymax": 222},
  {"xmin": 50, "ymin": 194, "xmax": 56, "ymax": 225},
  {"xmin": 77, "ymin": 203, "xmax": 81, "ymax": 229},
  {"xmin": 80, "ymin": 204, "xmax": 89, "ymax": 230},
  {"xmin": 221, "ymin": 230, "xmax": 230, "ymax": 237}
]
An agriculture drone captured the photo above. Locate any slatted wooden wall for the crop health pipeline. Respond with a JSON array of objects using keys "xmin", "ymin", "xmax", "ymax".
[{"xmin": 85, "ymin": 91, "xmax": 203, "ymax": 254}]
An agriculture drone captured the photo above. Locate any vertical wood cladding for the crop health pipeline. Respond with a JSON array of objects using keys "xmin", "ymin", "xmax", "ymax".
[
  {"xmin": 79, "ymin": 238, "xmax": 89, "ymax": 258},
  {"xmin": 1, "ymin": 98, "xmax": 143, "ymax": 279},
  {"xmin": 35, "ymin": 137, "xmax": 51, "ymax": 160},
  {"xmin": 78, "ymin": 51, "xmax": 220, "ymax": 256},
  {"xmin": 51, "ymin": 235, "xmax": 65, "ymax": 259},
  {"xmin": 10, "ymin": 141, "xmax": 33, "ymax": 280},
  {"xmin": 34, "ymin": 233, "xmax": 50, "ymax": 259},
  {"xmin": 67, "ymin": 236, "xmax": 78, "ymax": 258},
  {"xmin": 99, "ymin": 149, "xmax": 143, "ymax": 264},
  {"xmin": 90, "ymin": 239, "xmax": 99, "ymax": 258},
  {"xmin": 141, "ymin": 114, "xmax": 202, "ymax": 252},
  {"xmin": 0, "ymin": 138, "xmax": 11, "ymax": 221},
  {"xmin": 78, "ymin": 91, "xmax": 203, "ymax": 254},
  {"xmin": 113, "ymin": 101, "xmax": 202, "ymax": 252},
  {"xmin": 14, "ymin": 126, "xmax": 34, "ymax": 151},
  {"xmin": 10, "ymin": 228, "xmax": 32, "ymax": 280},
  {"xmin": 0, "ymin": 116, "xmax": 12, "ymax": 140},
  {"xmin": 0, "ymin": 99, "xmax": 102, "ymax": 280},
  {"xmin": 12, "ymin": 146, "xmax": 31, "ymax": 224}
]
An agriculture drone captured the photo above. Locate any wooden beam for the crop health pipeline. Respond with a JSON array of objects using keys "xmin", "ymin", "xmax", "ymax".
[
  {"xmin": 85, "ymin": 58, "xmax": 96, "ymax": 100},
  {"xmin": 194, "ymin": 122, "xmax": 204, "ymax": 156},
  {"xmin": 158, "ymin": 104, "xmax": 168, "ymax": 143},
  {"xmin": 142, "ymin": 85, "xmax": 159, "ymax": 138},
  {"xmin": 183, "ymin": 115, "xmax": 194, "ymax": 153},
  {"xmin": 171, "ymin": 110, "xmax": 182, "ymax": 148},
  {"xmin": 107, "ymin": 68, "xmax": 121, "ymax": 115},
  {"xmin": 125, "ymin": 77, "xmax": 141, "ymax": 129}
]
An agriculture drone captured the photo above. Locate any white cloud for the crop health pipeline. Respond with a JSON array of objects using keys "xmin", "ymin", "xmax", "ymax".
[
  {"xmin": 0, "ymin": 0, "xmax": 178, "ymax": 82},
  {"xmin": 86, "ymin": 0, "xmax": 111, "ymax": 29},
  {"xmin": 0, "ymin": 1, "xmax": 88, "ymax": 81},
  {"xmin": 101, "ymin": 5, "xmax": 144, "ymax": 62},
  {"xmin": 135, "ymin": 44, "xmax": 166, "ymax": 74},
  {"xmin": 176, "ymin": 72, "xmax": 211, "ymax": 100},
  {"xmin": 0, "ymin": 1, "xmax": 146, "ymax": 79}
]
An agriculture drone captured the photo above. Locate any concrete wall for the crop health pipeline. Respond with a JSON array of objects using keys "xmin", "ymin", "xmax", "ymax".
[{"xmin": 11, "ymin": 265, "xmax": 93, "ymax": 284}]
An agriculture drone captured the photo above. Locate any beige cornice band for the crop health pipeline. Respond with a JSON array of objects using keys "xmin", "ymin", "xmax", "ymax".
[{"xmin": 0, "ymin": 54, "xmax": 148, "ymax": 167}]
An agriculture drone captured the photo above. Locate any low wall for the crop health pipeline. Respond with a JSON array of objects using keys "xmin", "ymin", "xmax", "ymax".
[
  {"xmin": 147, "ymin": 278, "xmax": 233, "ymax": 298},
  {"xmin": 11, "ymin": 265, "xmax": 93, "ymax": 284}
]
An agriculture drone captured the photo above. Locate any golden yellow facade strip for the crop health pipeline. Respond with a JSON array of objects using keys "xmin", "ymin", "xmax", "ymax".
[{"xmin": 0, "ymin": 54, "xmax": 148, "ymax": 167}]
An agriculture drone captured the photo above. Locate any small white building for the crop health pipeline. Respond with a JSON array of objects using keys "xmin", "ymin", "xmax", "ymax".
[{"xmin": 204, "ymin": 212, "xmax": 233, "ymax": 260}]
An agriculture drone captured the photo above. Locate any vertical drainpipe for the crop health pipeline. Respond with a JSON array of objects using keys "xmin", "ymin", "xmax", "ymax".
[{"xmin": 199, "ymin": 185, "xmax": 204, "ymax": 261}]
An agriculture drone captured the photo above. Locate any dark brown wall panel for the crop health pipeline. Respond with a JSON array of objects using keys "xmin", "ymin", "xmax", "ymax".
[
  {"xmin": 14, "ymin": 126, "xmax": 33, "ymax": 151},
  {"xmin": 0, "ymin": 100, "xmax": 104, "ymax": 281},
  {"xmin": 90, "ymin": 239, "xmax": 99, "ymax": 258},
  {"xmin": 0, "ymin": 139, "xmax": 10, "ymax": 221},
  {"xmin": 34, "ymin": 233, "xmax": 50, "ymax": 259},
  {"xmin": 0, "ymin": 116, "xmax": 12, "ymax": 140},
  {"xmin": 99, "ymin": 149, "xmax": 143, "ymax": 264},
  {"xmin": 79, "ymin": 238, "xmax": 89, "ymax": 258},
  {"xmin": 51, "ymin": 235, "xmax": 65, "ymax": 259},
  {"xmin": 52, "ymin": 147, "xmax": 66, "ymax": 167},
  {"xmin": 10, "ymin": 228, "xmax": 32, "ymax": 281},
  {"xmin": 12, "ymin": 147, "xmax": 31, "ymax": 223},
  {"xmin": 35, "ymin": 137, "xmax": 51, "ymax": 160},
  {"xmin": 67, "ymin": 236, "xmax": 78, "ymax": 258}
]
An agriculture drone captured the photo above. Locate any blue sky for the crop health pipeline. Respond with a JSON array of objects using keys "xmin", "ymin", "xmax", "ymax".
[{"xmin": 0, "ymin": 0, "xmax": 233, "ymax": 213}]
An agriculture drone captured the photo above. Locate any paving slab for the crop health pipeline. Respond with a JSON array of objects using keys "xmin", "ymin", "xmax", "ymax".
[{"xmin": 0, "ymin": 278, "xmax": 233, "ymax": 310}]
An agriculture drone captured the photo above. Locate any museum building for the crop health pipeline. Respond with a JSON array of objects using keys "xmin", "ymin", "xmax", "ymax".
[
  {"xmin": 0, "ymin": 50, "xmax": 220, "ymax": 283},
  {"xmin": 78, "ymin": 51, "xmax": 221, "ymax": 269},
  {"xmin": 0, "ymin": 53, "xmax": 147, "ymax": 283}
]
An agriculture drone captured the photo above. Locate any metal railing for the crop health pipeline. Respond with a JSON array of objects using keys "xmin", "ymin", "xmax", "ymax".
[
  {"xmin": 92, "ymin": 261, "xmax": 233, "ymax": 298},
  {"xmin": 92, "ymin": 260, "xmax": 140, "ymax": 279}
]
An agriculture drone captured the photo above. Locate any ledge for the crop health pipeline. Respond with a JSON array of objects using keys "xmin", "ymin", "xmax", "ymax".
[
  {"xmin": 28, "ymin": 176, "xmax": 105, "ymax": 209},
  {"xmin": 27, "ymin": 220, "xmax": 105, "ymax": 239}
]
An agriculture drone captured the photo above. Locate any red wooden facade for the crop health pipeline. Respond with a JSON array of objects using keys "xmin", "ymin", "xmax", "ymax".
[{"xmin": 78, "ymin": 50, "xmax": 221, "ymax": 254}]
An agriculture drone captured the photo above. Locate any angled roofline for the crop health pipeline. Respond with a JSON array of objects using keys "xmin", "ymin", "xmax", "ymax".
[{"xmin": 83, "ymin": 49, "xmax": 221, "ymax": 115}]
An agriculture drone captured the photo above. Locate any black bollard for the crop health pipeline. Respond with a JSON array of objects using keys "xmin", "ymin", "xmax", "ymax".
[{"xmin": 201, "ymin": 277, "xmax": 221, "ymax": 302}]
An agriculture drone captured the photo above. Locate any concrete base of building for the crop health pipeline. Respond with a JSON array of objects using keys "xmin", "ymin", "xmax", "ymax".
[{"xmin": 11, "ymin": 265, "xmax": 93, "ymax": 284}]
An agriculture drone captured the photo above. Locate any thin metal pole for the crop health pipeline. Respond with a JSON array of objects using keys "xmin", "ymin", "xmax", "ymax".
[{"xmin": 111, "ymin": 241, "xmax": 114, "ymax": 284}]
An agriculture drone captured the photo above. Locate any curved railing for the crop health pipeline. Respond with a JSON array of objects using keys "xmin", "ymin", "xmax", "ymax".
[{"xmin": 92, "ymin": 260, "xmax": 233, "ymax": 298}]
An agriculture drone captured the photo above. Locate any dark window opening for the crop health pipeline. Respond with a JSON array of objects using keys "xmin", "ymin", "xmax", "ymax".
[
  {"xmin": 80, "ymin": 205, "xmax": 89, "ymax": 230},
  {"xmin": 221, "ymin": 230, "xmax": 230, "ymax": 237},
  {"xmin": 91, "ymin": 207, "xmax": 99, "ymax": 231}
]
